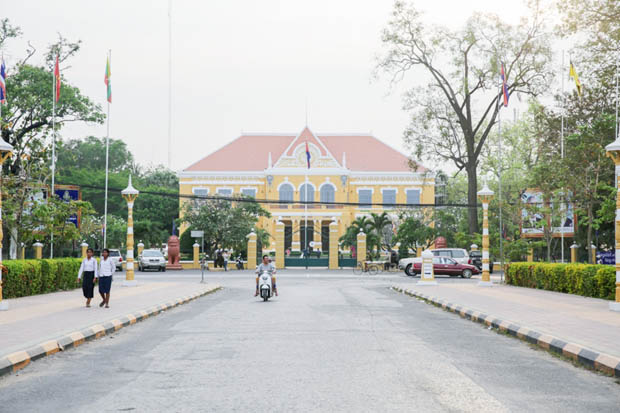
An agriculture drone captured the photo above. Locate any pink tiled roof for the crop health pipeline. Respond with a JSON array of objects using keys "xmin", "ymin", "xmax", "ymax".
[
  {"xmin": 183, "ymin": 128, "xmax": 426, "ymax": 172},
  {"xmin": 318, "ymin": 135, "xmax": 425, "ymax": 172},
  {"xmin": 184, "ymin": 134, "xmax": 294, "ymax": 171}
]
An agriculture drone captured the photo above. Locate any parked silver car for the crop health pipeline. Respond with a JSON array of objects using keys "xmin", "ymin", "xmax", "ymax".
[{"xmin": 138, "ymin": 249, "xmax": 166, "ymax": 272}]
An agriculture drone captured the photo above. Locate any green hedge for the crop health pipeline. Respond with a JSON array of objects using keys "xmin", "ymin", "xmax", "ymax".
[
  {"xmin": 505, "ymin": 262, "xmax": 616, "ymax": 300},
  {"xmin": 2, "ymin": 258, "xmax": 82, "ymax": 298}
]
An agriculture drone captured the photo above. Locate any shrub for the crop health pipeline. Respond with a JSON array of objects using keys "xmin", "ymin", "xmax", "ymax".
[
  {"xmin": 2, "ymin": 258, "xmax": 82, "ymax": 298},
  {"xmin": 505, "ymin": 262, "xmax": 616, "ymax": 300}
]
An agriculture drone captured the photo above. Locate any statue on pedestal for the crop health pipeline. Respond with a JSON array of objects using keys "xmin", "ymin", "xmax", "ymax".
[{"xmin": 166, "ymin": 235, "xmax": 183, "ymax": 270}]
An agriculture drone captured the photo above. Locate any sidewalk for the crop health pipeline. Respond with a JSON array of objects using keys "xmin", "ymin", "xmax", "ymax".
[
  {"xmin": 393, "ymin": 281, "xmax": 620, "ymax": 375},
  {"xmin": 0, "ymin": 280, "xmax": 220, "ymax": 359}
]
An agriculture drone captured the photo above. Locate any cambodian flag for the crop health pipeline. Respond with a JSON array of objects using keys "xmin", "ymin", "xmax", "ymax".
[
  {"xmin": 0, "ymin": 58, "xmax": 6, "ymax": 104},
  {"xmin": 501, "ymin": 62, "xmax": 509, "ymax": 107},
  {"xmin": 305, "ymin": 141, "xmax": 311, "ymax": 169}
]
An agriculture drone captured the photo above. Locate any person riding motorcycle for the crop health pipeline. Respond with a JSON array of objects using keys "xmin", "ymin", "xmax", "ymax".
[{"xmin": 255, "ymin": 255, "xmax": 278, "ymax": 297}]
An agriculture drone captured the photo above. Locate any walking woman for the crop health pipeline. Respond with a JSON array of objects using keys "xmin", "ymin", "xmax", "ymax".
[
  {"xmin": 98, "ymin": 248, "xmax": 115, "ymax": 308},
  {"xmin": 77, "ymin": 248, "xmax": 98, "ymax": 307}
]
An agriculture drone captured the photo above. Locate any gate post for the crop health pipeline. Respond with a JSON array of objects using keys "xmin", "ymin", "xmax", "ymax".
[
  {"xmin": 34, "ymin": 242, "xmax": 43, "ymax": 259},
  {"xmin": 570, "ymin": 243, "xmax": 578, "ymax": 263},
  {"xmin": 247, "ymin": 230, "xmax": 257, "ymax": 270},
  {"xmin": 329, "ymin": 220, "xmax": 338, "ymax": 269},
  {"xmin": 357, "ymin": 230, "xmax": 367, "ymax": 266},
  {"xmin": 193, "ymin": 242, "xmax": 200, "ymax": 268},
  {"xmin": 527, "ymin": 248, "xmax": 534, "ymax": 262},
  {"xmin": 81, "ymin": 242, "xmax": 88, "ymax": 259},
  {"xmin": 275, "ymin": 221, "xmax": 285, "ymax": 269}
]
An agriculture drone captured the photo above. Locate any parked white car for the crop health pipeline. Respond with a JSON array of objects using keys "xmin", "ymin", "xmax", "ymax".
[
  {"xmin": 107, "ymin": 249, "xmax": 123, "ymax": 271},
  {"xmin": 431, "ymin": 248, "xmax": 470, "ymax": 265}
]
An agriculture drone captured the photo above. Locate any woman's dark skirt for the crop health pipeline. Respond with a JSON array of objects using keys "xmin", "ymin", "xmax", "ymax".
[
  {"xmin": 98, "ymin": 276, "xmax": 112, "ymax": 294},
  {"xmin": 82, "ymin": 271, "xmax": 95, "ymax": 298}
]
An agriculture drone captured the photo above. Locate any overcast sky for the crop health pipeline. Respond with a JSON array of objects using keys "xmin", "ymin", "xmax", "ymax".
[{"xmin": 3, "ymin": 0, "xmax": 535, "ymax": 172}]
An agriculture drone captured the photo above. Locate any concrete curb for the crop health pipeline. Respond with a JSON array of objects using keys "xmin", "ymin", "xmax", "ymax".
[
  {"xmin": 392, "ymin": 286, "xmax": 620, "ymax": 378},
  {"xmin": 0, "ymin": 285, "xmax": 221, "ymax": 378}
]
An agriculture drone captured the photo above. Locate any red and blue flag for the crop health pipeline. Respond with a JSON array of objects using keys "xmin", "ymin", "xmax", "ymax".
[
  {"xmin": 305, "ymin": 142, "xmax": 311, "ymax": 169},
  {"xmin": 0, "ymin": 58, "xmax": 6, "ymax": 104},
  {"xmin": 501, "ymin": 62, "xmax": 509, "ymax": 107}
]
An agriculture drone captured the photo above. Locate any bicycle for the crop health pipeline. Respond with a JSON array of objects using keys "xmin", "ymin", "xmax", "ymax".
[{"xmin": 353, "ymin": 261, "xmax": 380, "ymax": 275}]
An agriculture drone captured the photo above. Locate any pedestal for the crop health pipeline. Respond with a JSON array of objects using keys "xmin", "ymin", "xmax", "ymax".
[
  {"xmin": 0, "ymin": 301, "xmax": 9, "ymax": 311},
  {"xmin": 166, "ymin": 263, "xmax": 184, "ymax": 271},
  {"xmin": 609, "ymin": 302, "xmax": 620, "ymax": 312},
  {"xmin": 416, "ymin": 280, "xmax": 438, "ymax": 286},
  {"xmin": 122, "ymin": 280, "xmax": 138, "ymax": 287},
  {"xmin": 477, "ymin": 280, "xmax": 493, "ymax": 287}
]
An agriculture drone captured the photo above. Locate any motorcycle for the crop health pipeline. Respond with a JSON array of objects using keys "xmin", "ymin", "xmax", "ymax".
[{"xmin": 257, "ymin": 270, "xmax": 273, "ymax": 301}]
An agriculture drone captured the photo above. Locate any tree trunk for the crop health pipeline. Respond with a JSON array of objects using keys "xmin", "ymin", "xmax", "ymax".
[
  {"xmin": 586, "ymin": 206, "xmax": 593, "ymax": 264},
  {"xmin": 9, "ymin": 227, "xmax": 17, "ymax": 260},
  {"xmin": 466, "ymin": 163, "xmax": 479, "ymax": 234}
]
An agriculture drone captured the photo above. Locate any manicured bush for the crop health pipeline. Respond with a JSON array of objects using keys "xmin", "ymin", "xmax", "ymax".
[
  {"xmin": 2, "ymin": 258, "xmax": 82, "ymax": 298},
  {"xmin": 40, "ymin": 259, "xmax": 59, "ymax": 294},
  {"xmin": 505, "ymin": 262, "xmax": 616, "ymax": 300},
  {"xmin": 55, "ymin": 258, "xmax": 82, "ymax": 291}
]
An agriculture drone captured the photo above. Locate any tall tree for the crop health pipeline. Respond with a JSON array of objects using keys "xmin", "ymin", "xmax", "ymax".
[
  {"xmin": 179, "ymin": 198, "xmax": 270, "ymax": 257},
  {"xmin": 377, "ymin": 1, "xmax": 553, "ymax": 233}
]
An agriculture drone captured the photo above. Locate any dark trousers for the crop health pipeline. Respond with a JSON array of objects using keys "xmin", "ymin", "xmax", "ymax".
[{"xmin": 82, "ymin": 271, "xmax": 95, "ymax": 299}]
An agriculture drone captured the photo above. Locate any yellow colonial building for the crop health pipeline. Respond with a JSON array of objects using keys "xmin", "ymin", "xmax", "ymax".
[{"xmin": 178, "ymin": 127, "xmax": 434, "ymax": 253}]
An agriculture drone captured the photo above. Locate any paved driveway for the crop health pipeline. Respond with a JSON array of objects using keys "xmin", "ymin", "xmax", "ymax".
[{"xmin": 1, "ymin": 271, "xmax": 618, "ymax": 412}]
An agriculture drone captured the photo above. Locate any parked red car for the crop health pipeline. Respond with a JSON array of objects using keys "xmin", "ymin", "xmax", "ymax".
[{"xmin": 406, "ymin": 257, "xmax": 480, "ymax": 279}]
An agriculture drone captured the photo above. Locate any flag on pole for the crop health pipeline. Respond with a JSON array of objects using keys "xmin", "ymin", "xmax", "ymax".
[
  {"xmin": 305, "ymin": 141, "xmax": 311, "ymax": 169},
  {"xmin": 569, "ymin": 61, "xmax": 583, "ymax": 96},
  {"xmin": 104, "ymin": 57, "xmax": 112, "ymax": 103},
  {"xmin": 54, "ymin": 55, "xmax": 60, "ymax": 102},
  {"xmin": 501, "ymin": 62, "xmax": 509, "ymax": 107},
  {"xmin": 0, "ymin": 58, "xmax": 6, "ymax": 104}
]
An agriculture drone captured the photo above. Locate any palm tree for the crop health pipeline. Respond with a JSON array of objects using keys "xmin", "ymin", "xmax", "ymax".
[
  {"xmin": 339, "ymin": 217, "xmax": 370, "ymax": 245},
  {"xmin": 369, "ymin": 212, "xmax": 393, "ymax": 251}
]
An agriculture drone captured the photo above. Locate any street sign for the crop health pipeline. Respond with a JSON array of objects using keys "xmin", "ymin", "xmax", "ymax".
[{"xmin": 191, "ymin": 230, "xmax": 204, "ymax": 238}]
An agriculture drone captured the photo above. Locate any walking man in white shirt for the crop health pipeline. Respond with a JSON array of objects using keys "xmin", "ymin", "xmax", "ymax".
[
  {"xmin": 98, "ymin": 248, "xmax": 115, "ymax": 308},
  {"xmin": 77, "ymin": 248, "xmax": 98, "ymax": 307}
]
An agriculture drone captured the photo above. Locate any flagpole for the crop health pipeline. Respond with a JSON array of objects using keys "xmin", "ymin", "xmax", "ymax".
[
  {"xmin": 50, "ymin": 60, "xmax": 56, "ymax": 259},
  {"xmin": 561, "ymin": 51, "xmax": 565, "ymax": 263},
  {"xmin": 103, "ymin": 49, "xmax": 111, "ymax": 249},
  {"xmin": 498, "ymin": 65, "xmax": 504, "ymax": 283},
  {"xmin": 614, "ymin": 56, "xmax": 618, "ymax": 143},
  {"xmin": 305, "ymin": 174, "xmax": 308, "ymax": 270},
  {"xmin": 167, "ymin": 0, "xmax": 172, "ymax": 169}
]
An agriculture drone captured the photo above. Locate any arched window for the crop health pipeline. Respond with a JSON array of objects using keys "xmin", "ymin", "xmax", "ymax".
[
  {"xmin": 320, "ymin": 184, "xmax": 335, "ymax": 204},
  {"xmin": 299, "ymin": 183, "xmax": 314, "ymax": 203},
  {"xmin": 279, "ymin": 183, "xmax": 294, "ymax": 203}
]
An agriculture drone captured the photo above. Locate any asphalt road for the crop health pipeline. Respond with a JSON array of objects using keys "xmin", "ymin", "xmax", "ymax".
[{"xmin": 1, "ymin": 271, "xmax": 619, "ymax": 412}]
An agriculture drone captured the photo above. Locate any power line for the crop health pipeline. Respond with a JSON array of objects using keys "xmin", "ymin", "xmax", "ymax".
[{"xmin": 58, "ymin": 181, "xmax": 579, "ymax": 209}]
